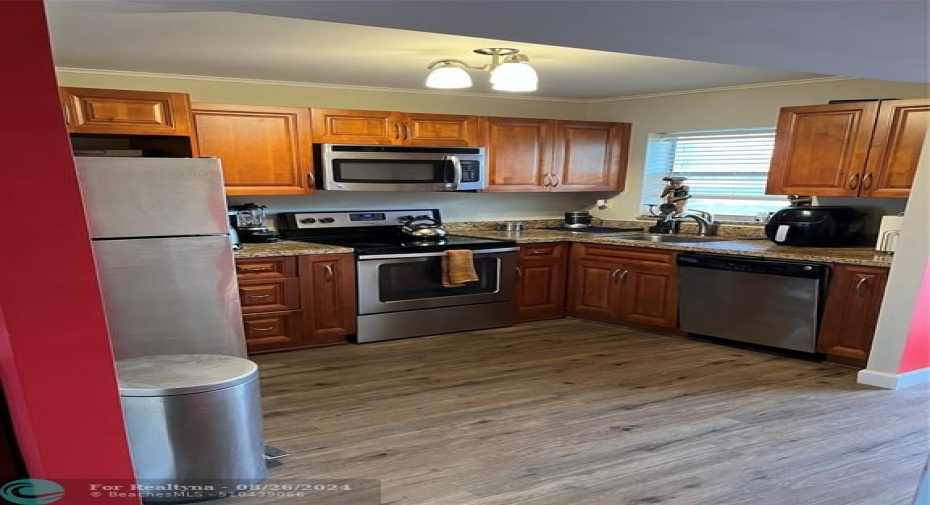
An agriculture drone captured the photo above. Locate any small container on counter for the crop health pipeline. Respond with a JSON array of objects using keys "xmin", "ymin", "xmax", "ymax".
[{"xmin": 496, "ymin": 222, "xmax": 526, "ymax": 232}]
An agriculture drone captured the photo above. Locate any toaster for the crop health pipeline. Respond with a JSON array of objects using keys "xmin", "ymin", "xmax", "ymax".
[{"xmin": 876, "ymin": 215, "xmax": 904, "ymax": 253}]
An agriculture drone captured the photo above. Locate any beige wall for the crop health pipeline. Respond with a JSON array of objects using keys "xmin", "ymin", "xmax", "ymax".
[{"xmin": 584, "ymin": 78, "xmax": 930, "ymax": 221}]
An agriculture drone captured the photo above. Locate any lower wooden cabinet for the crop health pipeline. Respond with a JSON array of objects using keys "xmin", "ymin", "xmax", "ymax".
[
  {"xmin": 566, "ymin": 244, "xmax": 678, "ymax": 329},
  {"xmin": 818, "ymin": 265, "xmax": 889, "ymax": 367},
  {"xmin": 514, "ymin": 243, "xmax": 568, "ymax": 321},
  {"xmin": 236, "ymin": 254, "xmax": 356, "ymax": 353}
]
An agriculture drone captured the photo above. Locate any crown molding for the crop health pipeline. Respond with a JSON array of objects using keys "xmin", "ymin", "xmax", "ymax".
[
  {"xmin": 54, "ymin": 67, "xmax": 588, "ymax": 103},
  {"xmin": 585, "ymin": 76, "xmax": 857, "ymax": 103},
  {"xmin": 56, "ymin": 67, "xmax": 855, "ymax": 104}
]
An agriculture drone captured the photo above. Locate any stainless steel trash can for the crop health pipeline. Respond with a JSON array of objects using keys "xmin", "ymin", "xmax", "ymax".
[{"xmin": 117, "ymin": 354, "xmax": 267, "ymax": 503}]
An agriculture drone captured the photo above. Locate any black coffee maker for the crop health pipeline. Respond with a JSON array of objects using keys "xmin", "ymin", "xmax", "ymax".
[{"xmin": 229, "ymin": 203, "xmax": 279, "ymax": 243}]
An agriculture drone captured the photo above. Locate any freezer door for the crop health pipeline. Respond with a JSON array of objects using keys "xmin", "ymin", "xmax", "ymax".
[
  {"xmin": 93, "ymin": 236, "xmax": 247, "ymax": 359},
  {"xmin": 76, "ymin": 157, "xmax": 228, "ymax": 238}
]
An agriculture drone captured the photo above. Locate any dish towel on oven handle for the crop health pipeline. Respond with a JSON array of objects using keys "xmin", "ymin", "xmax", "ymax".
[{"xmin": 442, "ymin": 249, "xmax": 479, "ymax": 287}]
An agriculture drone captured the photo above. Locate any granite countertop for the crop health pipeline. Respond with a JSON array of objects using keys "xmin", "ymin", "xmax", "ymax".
[
  {"xmin": 234, "ymin": 240, "xmax": 353, "ymax": 259},
  {"xmin": 456, "ymin": 230, "xmax": 892, "ymax": 267}
]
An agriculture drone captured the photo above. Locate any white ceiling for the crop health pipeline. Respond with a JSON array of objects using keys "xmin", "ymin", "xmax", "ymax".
[{"xmin": 45, "ymin": 3, "xmax": 832, "ymax": 100}]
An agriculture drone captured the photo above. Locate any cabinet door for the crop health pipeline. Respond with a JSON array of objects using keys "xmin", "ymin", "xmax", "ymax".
[
  {"xmin": 566, "ymin": 258, "xmax": 623, "ymax": 322},
  {"xmin": 514, "ymin": 243, "xmax": 567, "ymax": 321},
  {"xmin": 401, "ymin": 113, "xmax": 479, "ymax": 146},
  {"xmin": 617, "ymin": 264, "xmax": 678, "ymax": 329},
  {"xmin": 766, "ymin": 102, "xmax": 879, "ymax": 196},
  {"xmin": 299, "ymin": 254, "xmax": 357, "ymax": 345},
  {"xmin": 861, "ymin": 99, "xmax": 930, "ymax": 198},
  {"xmin": 551, "ymin": 121, "xmax": 629, "ymax": 192},
  {"xmin": 311, "ymin": 108, "xmax": 399, "ymax": 144},
  {"xmin": 60, "ymin": 87, "xmax": 193, "ymax": 136},
  {"xmin": 482, "ymin": 117, "xmax": 553, "ymax": 192},
  {"xmin": 193, "ymin": 104, "xmax": 313, "ymax": 195},
  {"xmin": 818, "ymin": 265, "xmax": 889, "ymax": 367}
]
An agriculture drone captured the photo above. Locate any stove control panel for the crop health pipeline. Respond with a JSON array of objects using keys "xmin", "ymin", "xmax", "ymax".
[{"xmin": 279, "ymin": 209, "xmax": 441, "ymax": 230}]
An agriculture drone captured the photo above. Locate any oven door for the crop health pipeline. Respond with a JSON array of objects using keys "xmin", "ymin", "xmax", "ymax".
[{"xmin": 357, "ymin": 248, "xmax": 517, "ymax": 315}]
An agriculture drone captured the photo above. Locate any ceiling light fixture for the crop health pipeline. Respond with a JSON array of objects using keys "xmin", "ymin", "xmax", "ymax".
[{"xmin": 425, "ymin": 48, "xmax": 539, "ymax": 92}]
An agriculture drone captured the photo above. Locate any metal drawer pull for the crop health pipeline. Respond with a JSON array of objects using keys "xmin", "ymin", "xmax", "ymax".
[
  {"xmin": 324, "ymin": 264, "xmax": 334, "ymax": 281},
  {"xmin": 847, "ymin": 173, "xmax": 861, "ymax": 190},
  {"xmin": 862, "ymin": 172, "xmax": 873, "ymax": 190},
  {"xmin": 855, "ymin": 277, "xmax": 870, "ymax": 297},
  {"xmin": 531, "ymin": 250, "xmax": 549, "ymax": 255},
  {"xmin": 242, "ymin": 267, "xmax": 270, "ymax": 273},
  {"xmin": 252, "ymin": 326, "xmax": 274, "ymax": 331},
  {"xmin": 247, "ymin": 294, "xmax": 271, "ymax": 299}
]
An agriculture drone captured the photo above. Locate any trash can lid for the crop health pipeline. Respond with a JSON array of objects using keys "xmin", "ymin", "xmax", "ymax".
[{"xmin": 116, "ymin": 354, "xmax": 259, "ymax": 397}]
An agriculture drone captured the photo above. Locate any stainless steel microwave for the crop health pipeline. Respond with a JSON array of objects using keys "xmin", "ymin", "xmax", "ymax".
[{"xmin": 318, "ymin": 144, "xmax": 486, "ymax": 192}]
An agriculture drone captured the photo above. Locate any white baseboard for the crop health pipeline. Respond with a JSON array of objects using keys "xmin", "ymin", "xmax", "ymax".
[{"xmin": 858, "ymin": 368, "xmax": 930, "ymax": 389}]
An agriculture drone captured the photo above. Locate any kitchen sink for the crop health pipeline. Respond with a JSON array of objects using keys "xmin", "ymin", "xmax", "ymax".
[{"xmin": 615, "ymin": 234, "xmax": 732, "ymax": 243}]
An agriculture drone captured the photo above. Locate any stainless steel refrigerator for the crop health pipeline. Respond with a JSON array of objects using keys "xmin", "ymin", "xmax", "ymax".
[{"xmin": 75, "ymin": 157, "xmax": 247, "ymax": 359}]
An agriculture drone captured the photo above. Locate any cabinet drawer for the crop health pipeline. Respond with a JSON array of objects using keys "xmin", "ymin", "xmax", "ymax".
[
  {"xmin": 572, "ymin": 243, "xmax": 674, "ymax": 265},
  {"xmin": 243, "ymin": 310, "xmax": 304, "ymax": 353},
  {"xmin": 238, "ymin": 279, "xmax": 300, "ymax": 313},
  {"xmin": 519, "ymin": 243, "xmax": 567, "ymax": 260},
  {"xmin": 235, "ymin": 257, "xmax": 297, "ymax": 279}
]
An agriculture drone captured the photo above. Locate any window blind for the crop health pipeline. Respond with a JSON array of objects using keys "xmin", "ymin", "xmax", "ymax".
[{"xmin": 641, "ymin": 128, "xmax": 785, "ymax": 218}]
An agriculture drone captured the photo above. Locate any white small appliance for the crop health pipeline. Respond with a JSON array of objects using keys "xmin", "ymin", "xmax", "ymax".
[{"xmin": 876, "ymin": 214, "xmax": 904, "ymax": 253}]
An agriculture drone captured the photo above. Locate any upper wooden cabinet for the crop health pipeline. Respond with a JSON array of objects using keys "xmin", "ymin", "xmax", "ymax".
[
  {"xmin": 766, "ymin": 99, "xmax": 928, "ymax": 198},
  {"xmin": 60, "ymin": 87, "xmax": 193, "ymax": 136},
  {"xmin": 482, "ymin": 117, "xmax": 630, "ymax": 193},
  {"xmin": 192, "ymin": 103, "xmax": 313, "ymax": 195},
  {"xmin": 311, "ymin": 108, "xmax": 478, "ymax": 146},
  {"xmin": 817, "ymin": 265, "xmax": 889, "ymax": 368},
  {"xmin": 551, "ymin": 121, "xmax": 629, "ymax": 192}
]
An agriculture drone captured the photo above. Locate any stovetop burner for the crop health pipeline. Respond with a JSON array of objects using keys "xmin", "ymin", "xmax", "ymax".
[{"xmin": 276, "ymin": 208, "xmax": 516, "ymax": 255}]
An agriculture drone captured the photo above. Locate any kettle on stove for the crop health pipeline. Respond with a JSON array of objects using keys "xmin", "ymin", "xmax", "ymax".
[{"xmin": 401, "ymin": 216, "xmax": 448, "ymax": 239}]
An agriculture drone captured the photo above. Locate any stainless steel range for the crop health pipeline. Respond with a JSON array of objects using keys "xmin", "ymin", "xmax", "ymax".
[{"xmin": 277, "ymin": 209, "xmax": 518, "ymax": 343}]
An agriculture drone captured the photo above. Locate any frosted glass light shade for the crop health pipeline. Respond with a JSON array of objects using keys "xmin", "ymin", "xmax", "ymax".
[
  {"xmin": 425, "ymin": 65, "xmax": 473, "ymax": 89},
  {"xmin": 490, "ymin": 62, "xmax": 538, "ymax": 92}
]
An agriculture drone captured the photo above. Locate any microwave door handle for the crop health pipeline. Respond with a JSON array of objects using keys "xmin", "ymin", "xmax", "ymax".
[{"xmin": 443, "ymin": 155, "xmax": 462, "ymax": 191}]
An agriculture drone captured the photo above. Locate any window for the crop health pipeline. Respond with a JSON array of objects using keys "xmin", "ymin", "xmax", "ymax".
[{"xmin": 641, "ymin": 128, "xmax": 786, "ymax": 220}]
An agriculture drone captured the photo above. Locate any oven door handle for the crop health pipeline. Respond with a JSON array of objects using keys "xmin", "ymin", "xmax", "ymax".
[{"xmin": 358, "ymin": 247, "xmax": 518, "ymax": 260}]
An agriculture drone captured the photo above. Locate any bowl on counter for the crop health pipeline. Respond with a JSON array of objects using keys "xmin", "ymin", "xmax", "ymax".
[{"xmin": 496, "ymin": 222, "xmax": 526, "ymax": 232}]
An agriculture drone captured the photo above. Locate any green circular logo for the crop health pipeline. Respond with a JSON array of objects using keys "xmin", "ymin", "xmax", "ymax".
[{"xmin": 0, "ymin": 480, "xmax": 65, "ymax": 505}]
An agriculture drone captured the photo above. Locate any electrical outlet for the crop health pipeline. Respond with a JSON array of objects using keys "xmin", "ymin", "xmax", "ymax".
[{"xmin": 596, "ymin": 199, "xmax": 611, "ymax": 210}]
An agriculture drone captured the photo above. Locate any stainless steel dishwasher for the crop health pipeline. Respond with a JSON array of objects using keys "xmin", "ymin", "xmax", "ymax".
[{"xmin": 678, "ymin": 253, "xmax": 830, "ymax": 353}]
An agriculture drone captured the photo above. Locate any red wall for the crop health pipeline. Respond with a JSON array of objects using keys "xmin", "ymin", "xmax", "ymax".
[
  {"xmin": 0, "ymin": 0, "xmax": 139, "ymax": 500},
  {"xmin": 899, "ymin": 259, "xmax": 930, "ymax": 374}
]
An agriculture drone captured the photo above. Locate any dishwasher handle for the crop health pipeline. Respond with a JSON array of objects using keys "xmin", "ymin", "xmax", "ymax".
[{"xmin": 677, "ymin": 253, "xmax": 828, "ymax": 280}]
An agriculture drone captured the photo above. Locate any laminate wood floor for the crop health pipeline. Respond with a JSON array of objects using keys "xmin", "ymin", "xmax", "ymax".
[{"xmin": 236, "ymin": 319, "xmax": 930, "ymax": 505}]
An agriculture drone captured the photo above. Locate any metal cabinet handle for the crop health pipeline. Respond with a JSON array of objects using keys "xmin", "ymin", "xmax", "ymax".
[
  {"xmin": 247, "ymin": 294, "xmax": 271, "ymax": 299},
  {"xmin": 242, "ymin": 267, "xmax": 270, "ymax": 273},
  {"xmin": 611, "ymin": 269, "xmax": 621, "ymax": 283},
  {"xmin": 618, "ymin": 270, "xmax": 630, "ymax": 283},
  {"xmin": 862, "ymin": 172, "xmax": 873, "ymax": 191},
  {"xmin": 252, "ymin": 326, "xmax": 274, "ymax": 331},
  {"xmin": 307, "ymin": 172, "xmax": 316, "ymax": 189},
  {"xmin": 531, "ymin": 250, "xmax": 549, "ymax": 255},
  {"xmin": 515, "ymin": 266, "xmax": 523, "ymax": 278},
  {"xmin": 855, "ymin": 276, "xmax": 870, "ymax": 297},
  {"xmin": 543, "ymin": 173, "xmax": 552, "ymax": 187},
  {"xmin": 394, "ymin": 122, "xmax": 403, "ymax": 140},
  {"xmin": 62, "ymin": 102, "xmax": 71, "ymax": 125},
  {"xmin": 403, "ymin": 123, "xmax": 411, "ymax": 140},
  {"xmin": 552, "ymin": 174, "xmax": 560, "ymax": 187},
  {"xmin": 847, "ymin": 173, "xmax": 861, "ymax": 191},
  {"xmin": 324, "ymin": 264, "xmax": 334, "ymax": 282}
]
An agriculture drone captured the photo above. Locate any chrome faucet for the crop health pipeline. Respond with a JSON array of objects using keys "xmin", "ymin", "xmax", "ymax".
[{"xmin": 673, "ymin": 209, "xmax": 719, "ymax": 236}]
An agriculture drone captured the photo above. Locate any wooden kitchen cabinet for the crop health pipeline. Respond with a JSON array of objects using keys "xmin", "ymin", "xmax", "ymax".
[
  {"xmin": 766, "ymin": 99, "xmax": 928, "ymax": 197},
  {"xmin": 60, "ymin": 87, "xmax": 193, "ymax": 136},
  {"xmin": 236, "ymin": 254, "xmax": 356, "ymax": 353},
  {"xmin": 311, "ymin": 108, "xmax": 478, "ymax": 146},
  {"xmin": 566, "ymin": 244, "xmax": 678, "ymax": 329},
  {"xmin": 514, "ymin": 243, "xmax": 568, "ymax": 321},
  {"xmin": 192, "ymin": 103, "xmax": 314, "ymax": 195},
  {"xmin": 299, "ymin": 254, "xmax": 357, "ymax": 346},
  {"xmin": 482, "ymin": 117, "xmax": 630, "ymax": 192},
  {"xmin": 818, "ymin": 265, "xmax": 889, "ymax": 367},
  {"xmin": 551, "ymin": 121, "xmax": 630, "ymax": 192}
]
